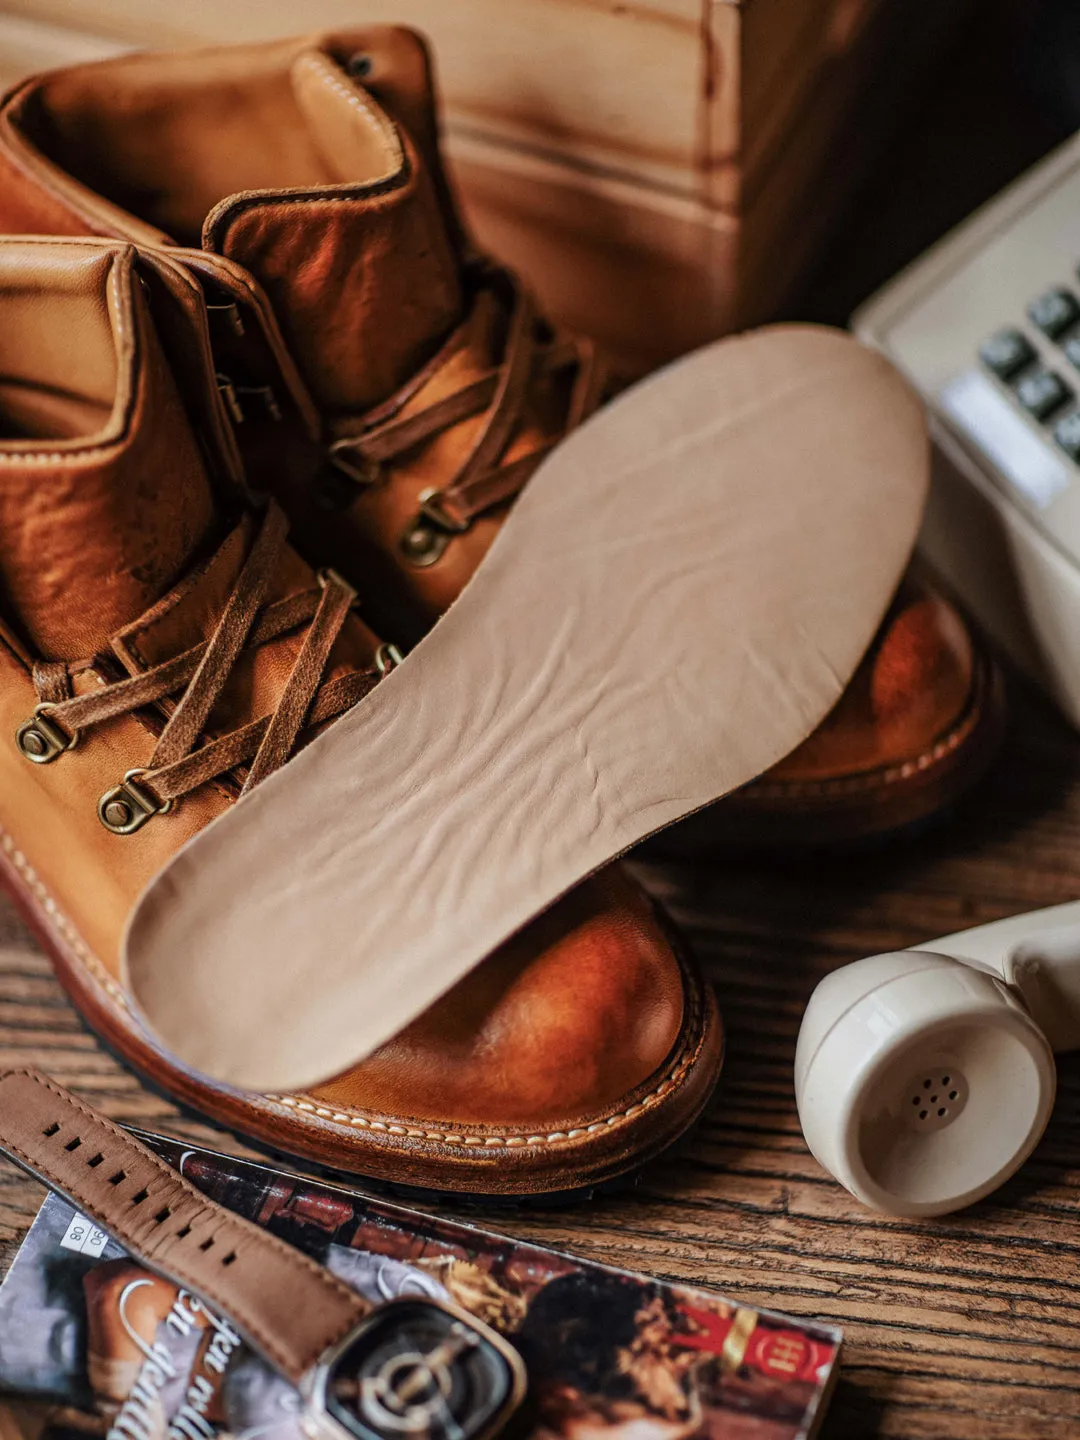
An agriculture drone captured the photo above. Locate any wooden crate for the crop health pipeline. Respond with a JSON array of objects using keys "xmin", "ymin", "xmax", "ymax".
[{"xmin": 0, "ymin": 0, "xmax": 974, "ymax": 366}]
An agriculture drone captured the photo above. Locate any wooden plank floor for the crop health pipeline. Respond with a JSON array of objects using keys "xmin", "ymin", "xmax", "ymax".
[{"xmin": 2, "ymin": 676, "xmax": 1080, "ymax": 1438}]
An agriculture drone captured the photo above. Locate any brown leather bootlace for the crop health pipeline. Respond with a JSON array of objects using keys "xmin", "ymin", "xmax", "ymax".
[
  {"xmin": 323, "ymin": 262, "xmax": 609, "ymax": 566},
  {"xmin": 16, "ymin": 501, "xmax": 380, "ymax": 835}
]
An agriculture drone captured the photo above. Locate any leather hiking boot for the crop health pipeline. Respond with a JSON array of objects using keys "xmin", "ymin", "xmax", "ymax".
[
  {"xmin": 0, "ymin": 27, "xmax": 1004, "ymax": 850},
  {"xmin": 0, "ymin": 237, "xmax": 721, "ymax": 1198}
]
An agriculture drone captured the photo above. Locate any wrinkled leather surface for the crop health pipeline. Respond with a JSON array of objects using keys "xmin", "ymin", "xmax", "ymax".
[
  {"xmin": 205, "ymin": 139, "xmax": 462, "ymax": 417},
  {"xmin": 125, "ymin": 325, "xmax": 931, "ymax": 1091},
  {"xmin": 0, "ymin": 29, "xmax": 567, "ymax": 639},
  {"xmin": 0, "ymin": 237, "xmax": 383, "ymax": 949}
]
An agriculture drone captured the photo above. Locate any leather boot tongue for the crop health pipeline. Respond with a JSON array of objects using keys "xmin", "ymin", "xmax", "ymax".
[
  {"xmin": 202, "ymin": 52, "xmax": 464, "ymax": 416},
  {"xmin": 0, "ymin": 264, "xmax": 217, "ymax": 660}
]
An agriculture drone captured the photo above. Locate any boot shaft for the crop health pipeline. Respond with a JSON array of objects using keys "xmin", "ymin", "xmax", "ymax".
[
  {"xmin": 0, "ymin": 29, "xmax": 466, "ymax": 417},
  {"xmin": 0, "ymin": 240, "xmax": 226, "ymax": 657},
  {"xmin": 0, "ymin": 234, "xmax": 383, "ymax": 874}
]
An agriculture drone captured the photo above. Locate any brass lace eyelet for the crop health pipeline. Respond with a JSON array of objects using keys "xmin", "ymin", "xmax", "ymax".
[
  {"xmin": 400, "ymin": 519, "xmax": 450, "ymax": 567},
  {"xmin": 317, "ymin": 567, "xmax": 359, "ymax": 606},
  {"xmin": 375, "ymin": 643, "xmax": 404, "ymax": 676},
  {"xmin": 16, "ymin": 705, "xmax": 77, "ymax": 765},
  {"xmin": 98, "ymin": 770, "xmax": 173, "ymax": 836},
  {"xmin": 327, "ymin": 439, "xmax": 382, "ymax": 488},
  {"xmin": 315, "ymin": 443, "xmax": 383, "ymax": 513},
  {"xmin": 400, "ymin": 489, "xmax": 470, "ymax": 568}
]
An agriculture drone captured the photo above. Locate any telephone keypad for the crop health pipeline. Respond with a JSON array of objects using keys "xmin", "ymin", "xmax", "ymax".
[
  {"xmin": 976, "ymin": 277, "xmax": 1080, "ymax": 465},
  {"xmin": 1016, "ymin": 368, "xmax": 1072, "ymax": 420},
  {"xmin": 1028, "ymin": 287, "xmax": 1080, "ymax": 338},
  {"xmin": 1054, "ymin": 411, "xmax": 1080, "ymax": 460},
  {"xmin": 980, "ymin": 328, "xmax": 1035, "ymax": 379}
]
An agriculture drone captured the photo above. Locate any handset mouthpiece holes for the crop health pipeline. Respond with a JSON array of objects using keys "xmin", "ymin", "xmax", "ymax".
[{"xmin": 903, "ymin": 1070, "xmax": 968, "ymax": 1132}]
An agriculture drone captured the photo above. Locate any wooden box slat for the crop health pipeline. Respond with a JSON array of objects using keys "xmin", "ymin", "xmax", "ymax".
[
  {"xmin": 0, "ymin": 0, "xmax": 708, "ymax": 198},
  {"xmin": 0, "ymin": 0, "xmax": 975, "ymax": 365}
]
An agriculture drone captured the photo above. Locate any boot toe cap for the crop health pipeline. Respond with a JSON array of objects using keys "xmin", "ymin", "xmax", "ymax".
[
  {"xmin": 312, "ymin": 865, "xmax": 689, "ymax": 1129},
  {"xmin": 768, "ymin": 575, "xmax": 978, "ymax": 782}
]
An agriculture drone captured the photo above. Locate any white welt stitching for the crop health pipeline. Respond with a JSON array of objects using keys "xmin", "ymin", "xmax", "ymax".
[
  {"xmin": 264, "ymin": 1048, "xmax": 696, "ymax": 1148},
  {"xmin": 266, "ymin": 977, "xmax": 705, "ymax": 1148},
  {"xmin": 740, "ymin": 688, "xmax": 982, "ymax": 801},
  {"xmin": 293, "ymin": 51, "xmax": 403, "ymax": 176}
]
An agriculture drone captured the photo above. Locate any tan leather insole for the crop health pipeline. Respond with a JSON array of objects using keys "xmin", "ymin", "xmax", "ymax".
[{"xmin": 125, "ymin": 326, "xmax": 930, "ymax": 1092}]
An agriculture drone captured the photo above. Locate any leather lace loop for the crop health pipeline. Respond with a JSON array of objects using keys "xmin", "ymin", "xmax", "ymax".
[
  {"xmin": 30, "ymin": 501, "xmax": 378, "ymax": 822},
  {"xmin": 328, "ymin": 263, "xmax": 607, "ymax": 538}
]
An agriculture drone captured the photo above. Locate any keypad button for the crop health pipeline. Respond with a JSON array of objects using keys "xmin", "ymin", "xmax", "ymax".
[
  {"xmin": 1054, "ymin": 411, "xmax": 1080, "ymax": 460},
  {"xmin": 980, "ymin": 327, "xmax": 1036, "ymax": 379},
  {"xmin": 1028, "ymin": 287, "xmax": 1080, "ymax": 338},
  {"xmin": 1016, "ymin": 367, "xmax": 1073, "ymax": 420}
]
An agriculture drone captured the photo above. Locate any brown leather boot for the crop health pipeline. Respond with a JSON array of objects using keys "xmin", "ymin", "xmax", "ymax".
[
  {"xmin": 0, "ymin": 237, "xmax": 720, "ymax": 1197},
  {"xmin": 0, "ymin": 27, "xmax": 1004, "ymax": 848}
]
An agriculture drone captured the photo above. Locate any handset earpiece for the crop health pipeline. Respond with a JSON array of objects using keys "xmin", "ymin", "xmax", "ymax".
[{"xmin": 795, "ymin": 901, "xmax": 1080, "ymax": 1218}]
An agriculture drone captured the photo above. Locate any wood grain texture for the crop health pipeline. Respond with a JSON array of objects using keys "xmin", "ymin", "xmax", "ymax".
[
  {"xmin": 0, "ymin": 0, "xmax": 707, "ymax": 194},
  {"xmin": 3, "ymin": 680, "xmax": 1080, "ymax": 1436}
]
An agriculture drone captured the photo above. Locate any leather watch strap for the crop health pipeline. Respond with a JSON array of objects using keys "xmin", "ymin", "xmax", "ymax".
[{"xmin": 0, "ymin": 1069, "xmax": 368, "ymax": 1383}]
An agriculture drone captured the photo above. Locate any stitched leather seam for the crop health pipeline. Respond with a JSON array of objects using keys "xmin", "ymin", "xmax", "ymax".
[
  {"xmin": 266, "ymin": 977, "xmax": 706, "ymax": 1147},
  {"xmin": 0, "ymin": 442, "xmax": 129, "ymax": 466},
  {"xmin": 740, "ymin": 688, "xmax": 983, "ymax": 801},
  {"xmin": 205, "ymin": 165, "xmax": 410, "ymax": 258},
  {"xmin": 0, "ymin": 1069, "xmax": 362, "ymax": 1376},
  {"xmin": 266, "ymin": 1056, "xmax": 695, "ymax": 1145},
  {"xmin": 0, "ymin": 822, "xmax": 706, "ymax": 1148},
  {"xmin": 110, "ymin": 256, "xmax": 128, "ymax": 347},
  {"xmin": 294, "ymin": 52, "xmax": 404, "ymax": 177},
  {"xmin": 0, "ymin": 251, "xmax": 134, "ymax": 466}
]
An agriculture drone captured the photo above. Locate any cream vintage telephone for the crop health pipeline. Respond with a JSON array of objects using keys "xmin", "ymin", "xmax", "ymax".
[
  {"xmin": 817, "ymin": 145, "xmax": 1080, "ymax": 1218},
  {"xmin": 856, "ymin": 129, "xmax": 1080, "ymax": 727}
]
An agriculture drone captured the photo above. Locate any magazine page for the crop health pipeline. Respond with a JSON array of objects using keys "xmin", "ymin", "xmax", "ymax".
[{"xmin": 0, "ymin": 1135, "xmax": 840, "ymax": 1440}]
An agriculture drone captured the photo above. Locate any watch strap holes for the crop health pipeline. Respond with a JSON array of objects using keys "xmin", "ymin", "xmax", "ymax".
[
  {"xmin": 221, "ymin": 1251, "xmax": 237, "ymax": 1267},
  {"xmin": 176, "ymin": 1223, "xmax": 192, "ymax": 1239},
  {"xmin": 64, "ymin": 1137, "xmax": 81, "ymax": 1152},
  {"xmin": 87, "ymin": 1154, "xmax": 104, "ymax": 1168},
  {"xmin": 42, "ymin": 1122, "xmax": 60, "ymax": 1137},
  {"xmin": 130, "ymin": 1188, "xmax": 149, "ymax": 1206},
  {"xmin": 153, "ymin": 1206, "xmax": 171, "ymax": 1225},
  {"xmin": 108, "ymin": 1170, "xmax": 126, "ymax": 1186},
  {"xmin": 198, "ymin": 1237, "xmax": 214, "ymax": 1252}
]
